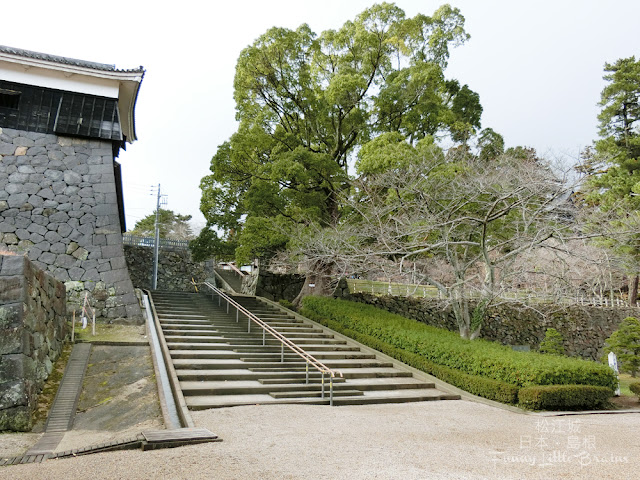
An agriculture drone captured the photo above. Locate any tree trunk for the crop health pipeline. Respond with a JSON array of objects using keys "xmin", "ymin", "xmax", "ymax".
[
  {"xmin": 450, "ymin": 290, "xmax": 472, "ymax": 340},
  {"xmin": 629, "ymin": 275, "xmax": 639, "ymax": 307},
  {"xmin": 292, "ymin": 260, "xmax": 334, "ymax": 308}
]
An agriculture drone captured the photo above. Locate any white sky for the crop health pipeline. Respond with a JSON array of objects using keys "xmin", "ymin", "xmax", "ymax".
[{"xmin": 3, "ymin": 1, "xmax": 640, "ymax": 230}]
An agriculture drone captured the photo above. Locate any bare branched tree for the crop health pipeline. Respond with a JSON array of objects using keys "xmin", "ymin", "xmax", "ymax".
[{"xmin": 295, "ymin": 148, "xmax": 586, "ymax": 339}]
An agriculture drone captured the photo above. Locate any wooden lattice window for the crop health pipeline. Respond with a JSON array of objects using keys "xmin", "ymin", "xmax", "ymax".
[
  {"xmin": 0, "ymin": 88, "xmax": 21, "ymax": 109},
  {"xmin": 54, "ymin": 93, "xmax": 122, "ymax": 141}
]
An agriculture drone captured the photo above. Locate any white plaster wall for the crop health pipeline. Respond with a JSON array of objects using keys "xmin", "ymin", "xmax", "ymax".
[{"xmin": 0, "ymin": 61, "xmax": 119, "ymax": 98}]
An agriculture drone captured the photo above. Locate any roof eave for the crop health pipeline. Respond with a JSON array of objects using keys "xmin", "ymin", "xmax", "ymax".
[
  {"xmin": 0, "ymin": 51, "xmax": 144, "ymax": 81},
  {"xmin": 0, "ymin": 51, "xmax": 144, "ymax": 144},
  {"xmin": 119, "ymin": 70, "xmax": 145, "ymax": 143}
]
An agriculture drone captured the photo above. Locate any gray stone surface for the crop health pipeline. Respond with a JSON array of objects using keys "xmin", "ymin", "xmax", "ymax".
[
  {"xmin": 0, "ymin": 129, "xmax": 141, "ymax": 322},
  {"xmin": 0, "ymin": 255, "xmax": 68, "ymax": 431},
  {"xmin": 124, "ymin": 245, "xmax": 209, "ymax": 292}
]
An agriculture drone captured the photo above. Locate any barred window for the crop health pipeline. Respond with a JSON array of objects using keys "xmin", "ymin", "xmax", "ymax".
[
  {"xmin": 54, "ymin": 93, "xmax": 122, "ymax": 141},
  {"xmin": 0, "ymin": 88, "xmax": 21, "ymax": 109}
]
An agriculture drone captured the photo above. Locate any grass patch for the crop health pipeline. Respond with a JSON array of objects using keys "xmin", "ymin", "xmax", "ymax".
[
  {"xmin": 73, "ymin": 323, "xmax": 146, "ymax": 343},
  {"xmin": 619, "ymin": 374, "xmax": 639, "ymax": 397}
]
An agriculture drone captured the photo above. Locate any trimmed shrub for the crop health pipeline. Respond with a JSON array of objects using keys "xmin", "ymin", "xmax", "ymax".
[
  {"xmin": 301, "ymin": 296, "xmax": 617, "ymax": 392},
  {"xmin": 310, "ymin": 317, "xmax": 519, "ymax": 404},
  {"xmin": 518, "ymin": 385, "xmax": 613, "ymax": 410},
  {"xmin": 630, "ymin": 382, "xmax": 640, "ymax": 398},
  {"xmin": 539, "ymin": 328, "xmax": 565, "ymax": 355}
]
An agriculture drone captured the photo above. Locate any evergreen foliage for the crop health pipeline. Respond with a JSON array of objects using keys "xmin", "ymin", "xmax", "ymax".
[
  {"xmin": 539, "ymin": 328, "xmax": 565, "ymax": 356},
  {"xmin": 582, "ymin": 56, "xmax": 640, "ymax": 304},
  {"xmin": 604, "ymin": 316, "xmax": 640, "ymax": 377}
]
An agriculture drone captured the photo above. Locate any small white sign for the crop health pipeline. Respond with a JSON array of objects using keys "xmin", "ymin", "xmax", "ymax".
[{"xmin": 309, "ymin": 283, "xmax": 316, "ymax": 288}]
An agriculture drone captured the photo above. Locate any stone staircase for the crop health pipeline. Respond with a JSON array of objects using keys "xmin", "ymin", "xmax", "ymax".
[
  {"xmin": 213, "ymin": 268, "xmax": 244, "ymax": 293},
  {"xmin": 150, "ymin": 291, "xmax": 460, "ymax": 409}
]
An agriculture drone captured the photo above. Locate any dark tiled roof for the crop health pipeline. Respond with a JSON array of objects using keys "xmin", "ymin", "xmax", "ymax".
[{"xmin": 0, "ymin": 45, "xmax": 144, "ymax": 74}]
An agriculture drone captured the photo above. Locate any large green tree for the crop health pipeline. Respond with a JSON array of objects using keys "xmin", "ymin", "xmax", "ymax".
[
  {"xmin": 196, "ymin": 3, "xmax": 482, "ymax": 294},
  {"xmin": 583, "ymin": 56, "xmax": 640, "ymax": 305}
]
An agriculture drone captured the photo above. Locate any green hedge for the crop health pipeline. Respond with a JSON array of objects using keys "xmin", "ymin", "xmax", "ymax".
[
  {"xmin": 305, "ymin": 315, "xmax": 519, "ymax": 404},
  {"xmin": 630, "ymin": 382, "xmax": 640, "ymax": 397},
  {"xmin": 300, "ymin": 296, "xmax": 617, "ymax": 395},
  {"xmin": 518, "ymin": 385, "xmax": 613, "ymax": 410}
]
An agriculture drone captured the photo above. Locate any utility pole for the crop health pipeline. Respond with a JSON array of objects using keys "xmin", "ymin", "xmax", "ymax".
[{"xmin": 152, "ymin": 184, "xmax": 167, "ymax": 290}]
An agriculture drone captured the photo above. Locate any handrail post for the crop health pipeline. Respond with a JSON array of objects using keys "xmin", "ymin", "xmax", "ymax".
[
  {"xmin": 321, "ymin": 372, "xmax": 325, "ymax": 398},
  {"xmin": 263, "ymin": 329, "xmax": 266, "ymax": 346},
  {"xmin": 305, "ymin": 361, "xmax": 309, "ymax": 384},
  {"xmin": 248, "ymin": 316, "xmax": 251, "ymax": 333},
  {"xmin": 226, "ymin": 299, "xmax": 229, "ymax": 314},
  {"xmin": 330, "ymin": 376, "xmax": 334, "ymax": 406},
  {"xmin": 236, "ymin": 309, "xmax": 239, "ymax": 323},
  {"xmin": 281, "ymin": 342, "xmax": 284, "ymax": 362}
]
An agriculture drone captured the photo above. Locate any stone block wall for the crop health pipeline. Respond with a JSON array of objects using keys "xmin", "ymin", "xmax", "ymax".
[
  {"xmin": 348, "ymin": 292, "xmax": 637, "ymax": 361},
  {"xmin": 124, "ymin": 245, "xmax": 208, "ymax": 291},
  {"xmin": 242, "ymin": 270, "xmax": 305, "ymax": 302},
  {"xmin": 0, "ymin": 254, "xmax": 68, "ymax": 431},
  {"xmin": 0, "ymin": 127, "xmax": 142, "ymax": 322}
]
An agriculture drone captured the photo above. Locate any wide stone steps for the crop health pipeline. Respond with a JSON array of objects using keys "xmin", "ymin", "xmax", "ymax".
[
  {"xmin": 179, "ymin": 377, "xmax": 434, "ymax": 395},
  {"xmin": 270, "ymin": 389, "xmax": 364, "ymax": 399},
  {"xmin": 172, "ymin": 358, "xmax": 395, "ymax": 370},
  {"xmin": 149, "ymin": 290, "xmax": 460, "ymax": 408},
  {"xmin": 176, "ymin": 364, "xmax": 411, "ymax": 380},
  {"xmin": 169, "ymin": 350, "xmax": 376, "ymax": 360},
  {"xmin": 185, "ymin": 388, "xmax": 458, "ymax": 409},
  {"xmin": 165, "ymin": 336, "xmax": 349, "ymax": 346}
]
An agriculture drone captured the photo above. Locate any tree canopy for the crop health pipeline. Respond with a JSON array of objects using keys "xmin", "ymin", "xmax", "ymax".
[
  {"xmin": 129, "ymin": 209, "xmax": 193, "ymax": 240},
  {"xmin": 582, "ymin": 56, "xmax": 640, "ymax": 304},
  {"xmin": 195, "ymin": 3, "xmax": 482, "ymax": 264}
]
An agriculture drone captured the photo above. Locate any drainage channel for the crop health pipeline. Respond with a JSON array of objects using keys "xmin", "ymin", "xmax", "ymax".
[
  {"xmin": 1, "ymin": 296, "xmax": 219, "ymax": 468},
  {"xmin": 144, "ymin": 293, "xmax": 182, "ymax": 429}
]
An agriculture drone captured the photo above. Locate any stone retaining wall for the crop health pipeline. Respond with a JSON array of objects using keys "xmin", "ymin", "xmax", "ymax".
[
  {"xmin": 0, "ymin": 127, "xmax": 142, "ymax": 322},
  {"xmin": 123, "ymin": 245, "xmax": 208, "ymax": 291},
  {"xmin": 0, "ymin": 254, "xmax": 68, "ymax": 431},
  {"xmin": 347, "ymin": 293, "xmax": 637, "ymax": 361},
  {"xmin": 242, "ymin": 270, "xmax": 305, "ymax": 302}
]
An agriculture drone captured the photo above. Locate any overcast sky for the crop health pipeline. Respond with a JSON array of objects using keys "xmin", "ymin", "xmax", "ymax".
[{"xmin": 3, "ymin": 1, "xmax": 640, "ymax": 230}]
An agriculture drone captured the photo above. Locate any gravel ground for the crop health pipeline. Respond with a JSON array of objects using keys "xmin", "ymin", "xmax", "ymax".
[{"xmin": 2, "ymin": 400, "xmax": 638, "ymax": 479}]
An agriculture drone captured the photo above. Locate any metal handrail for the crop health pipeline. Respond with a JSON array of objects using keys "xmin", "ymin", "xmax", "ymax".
[
  {"xmin": 203, "ymin": 282, "xmax": 343, "ymax": 405},
  {"xmin": 218, "ymin": 262, "xmax": 248, "ymax": 277}
]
